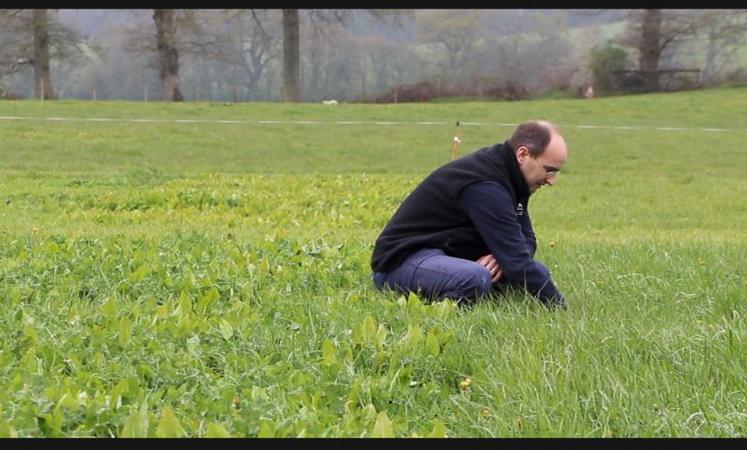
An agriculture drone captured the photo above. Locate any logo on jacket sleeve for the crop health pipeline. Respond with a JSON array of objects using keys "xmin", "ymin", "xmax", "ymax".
[{"xmin": 516, "ymin": 203, "xmax": 524, "ymax": 216}]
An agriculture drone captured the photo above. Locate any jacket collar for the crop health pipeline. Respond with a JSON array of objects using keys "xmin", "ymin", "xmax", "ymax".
[{"xmin": 497, "ymin": 141, "xmax": 531, "ymax": 201}]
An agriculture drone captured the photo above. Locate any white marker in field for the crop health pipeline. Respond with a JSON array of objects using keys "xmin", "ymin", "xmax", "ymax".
[{"xmin": 451, "ymin": 121, "xmax": 462, "ymax": 160}]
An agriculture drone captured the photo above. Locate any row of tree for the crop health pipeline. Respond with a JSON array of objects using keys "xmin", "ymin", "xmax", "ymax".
[
  {"xmin": 1, "ymin": 9, "xmax": 746, "ymax": 102},
  {"xmin": 0, "ymin": 9, "xmax": 408, "ymax": 101}
]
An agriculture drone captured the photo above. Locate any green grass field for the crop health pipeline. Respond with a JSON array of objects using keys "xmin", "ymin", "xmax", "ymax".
[{"xmin": 0, "ymin": 88, "xmax": 745, "ymax": 437}]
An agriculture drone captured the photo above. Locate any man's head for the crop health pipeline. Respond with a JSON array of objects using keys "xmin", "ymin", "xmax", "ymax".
[{"xmin": 509, "ymin": 120, "xmax": 568, "ymax": 193}]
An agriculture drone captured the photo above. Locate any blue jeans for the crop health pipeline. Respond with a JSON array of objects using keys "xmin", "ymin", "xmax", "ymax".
[{"xmin": 373, "ymin": 248, "xmax": 496, "ymax": 302}]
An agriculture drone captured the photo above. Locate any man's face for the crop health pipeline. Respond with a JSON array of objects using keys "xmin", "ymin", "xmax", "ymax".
[{"xmin": 517, "ymin": 133, "xmax": 568, "ymax": 193}]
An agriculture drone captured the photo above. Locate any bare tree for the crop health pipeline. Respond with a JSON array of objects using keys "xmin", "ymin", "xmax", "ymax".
[
  {"xmin": 241, "ymin": 11, "xmax": 281, "ymax": 99},
  {"xmin": 531, "ymin": 11, "xmax": 577, "ymax": 92},
  {"xmin": 697, "ymin": 10, "xmax": 747, "ymax": 85},
  {"xmin": 301, "ymin": 23, "xmax": 358, "ymax": 101},
  {"xmin": 279, "ymin": 9, "xmax": 410, "ymax": 102},
  {"xmin": 638, "ymin": 9, "xmax": 662, "ymax": 90},
  {"xmin": 415, "ymin": 10, "xmax": 484, "ymax": 80},
  {"xmin": 242, "ymin": 11, "xmax": 280, "ymax": 99},
  {"xmin": 32, "ymin": 10, "xmax": 55, "ymax": 99},
  {"xmin": 302, "ymin": 21, "xmax": 339, "ymax": 101},
  {"xmin": 282, "ymin": 9, "xmax": 300, "ymax": 102},
  {"xmin": 359, "ymin": 34, "xmax": 398, "ymax": 95},
  {"xmin": 190, "ymin": 10, "xmax": 281, "ymax": 101},
  {"xmin": 124, "ymin": 10, "xmax": 226, "ymax": 101},
  {"xmin": 153, "ymin": 9, "xmax": 183, "ymax": 101},
  {"xmin": 621, "ymin": 9, "xmax": 710, "ymax": 90},
  {"xmin": 477, "ymin": 11, "xmax": 533, "ymax": 95},
  {"xmin": 0, "ymin": 9, "xmax": 81, "ymax": 99},
  {"xmin": 0, "ymin": 11, "xmax": 27, "ymax": 80}
]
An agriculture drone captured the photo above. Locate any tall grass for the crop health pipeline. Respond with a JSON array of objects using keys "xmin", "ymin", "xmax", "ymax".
[{"xmin": 0, "ymin": 88, "xmax": 744, "ymax": 436}]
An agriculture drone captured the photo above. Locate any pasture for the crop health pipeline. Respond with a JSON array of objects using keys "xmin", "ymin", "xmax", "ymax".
[{"xmin": 0, "ymin": 88, "xmax": 745, "ymax": 437}]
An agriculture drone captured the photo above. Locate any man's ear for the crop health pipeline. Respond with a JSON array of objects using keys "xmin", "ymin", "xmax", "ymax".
[{"xmin": 516, "ymin": 146, "xmax": 529, "ymax": 165}]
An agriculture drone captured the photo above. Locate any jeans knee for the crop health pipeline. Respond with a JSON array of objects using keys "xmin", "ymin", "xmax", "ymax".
[
  {"xmin": 473, "ymin": 267, "xmax": 494, "ymax": 297},
  {"xmin": 454, "ymin": 266, "xmax": 492, "ymax": 299}
]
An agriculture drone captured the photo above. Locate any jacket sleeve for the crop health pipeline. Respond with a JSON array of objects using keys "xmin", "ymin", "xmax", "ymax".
[
  {"xmin": 518, "ymin": 208, "xmax": 537, "ymax": 257},
  {"xmin": 459, "ymin": 181, "xmax": 566, "ymax": 308}
]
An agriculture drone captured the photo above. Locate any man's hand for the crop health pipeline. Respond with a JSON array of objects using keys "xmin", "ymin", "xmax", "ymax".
[{"xmin": 475, "ymin": 254, "xmax": 503, "ymax": 284}]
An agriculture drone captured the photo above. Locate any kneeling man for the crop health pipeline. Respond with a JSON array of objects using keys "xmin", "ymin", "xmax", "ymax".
[{"xmin": 371, "ymin": 120, "xmax": 568, "ymax": 309}]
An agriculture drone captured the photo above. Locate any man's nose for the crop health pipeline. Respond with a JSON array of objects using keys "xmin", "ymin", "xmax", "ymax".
[{"xmin": 545, "ymin": 175, "xmax": 557, "ymax": 186}]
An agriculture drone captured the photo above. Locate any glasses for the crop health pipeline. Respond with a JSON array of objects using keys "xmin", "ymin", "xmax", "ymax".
[
  {"xmin": 535, "ymin": 159, "xmax": 561, "ymax": 178},
  {"xmin": 542, "ymin": 166, "xmax": 560, "ymax": 177}
]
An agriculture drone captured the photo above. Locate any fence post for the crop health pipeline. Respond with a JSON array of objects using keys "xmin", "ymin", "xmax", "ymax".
[{"xmin": 451, "ymin": 121, "xmax": 462, "ymax": 161}]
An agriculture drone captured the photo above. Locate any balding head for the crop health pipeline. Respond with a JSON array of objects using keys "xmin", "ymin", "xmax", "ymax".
[
  {"xmin": 509, "ymin": 120, "xmax": 563, "ymax": 157},
  {"xmin": 511, "ymin": 120, "xmax": 568, "ymax": 193}
]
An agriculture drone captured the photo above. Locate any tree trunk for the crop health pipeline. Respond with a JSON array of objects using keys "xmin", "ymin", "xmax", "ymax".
[
  {"xmin": 639, "ymin": 9, "xmax": 662, "ymax": 92},
  {"xmin": 307, "ymin": 28, "xmax": 322, "ymax": 101},
  {"xmin": 360, "ymin": 60, "xmax": 367, "ymax": 99},
  {"xmin": 282, "ymin": 9, "xmax": 301, "ymax": 102},
  {"xmin": 241, "ymin": 50, "xmax": 265, "ymax": 101},
  {"xmin": 32, "ymin": 10, "xmax": 56, "ymax": 100},
  {"xmin": 703, "ymin": 27, "xmax": 719, "ymax": 86},
  {"xmin": 153, "ymin": 9, "xmax": 183, "ymax": 101},
  {"xmin": 265, "ymin": 72, "xmax": 274, "ymax": 101},
  {"xmin": 309, "ymin": 54, "xmax": 321, "ymax": 101}
]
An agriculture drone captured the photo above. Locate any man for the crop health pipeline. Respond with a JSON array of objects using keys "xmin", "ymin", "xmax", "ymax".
[{"xmin": 371, "ymin": 120, "xmax": 568, "ymax": 309}]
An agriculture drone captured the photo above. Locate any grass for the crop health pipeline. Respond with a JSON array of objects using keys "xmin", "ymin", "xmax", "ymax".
[{"xmin": 0, "ymin": 87, "xmax": 745, "ymax": 437}]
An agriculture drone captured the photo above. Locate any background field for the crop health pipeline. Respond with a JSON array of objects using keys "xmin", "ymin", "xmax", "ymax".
[{"xmin": 0, "ymin": 88, "xmax": 745, "ymax": 437}]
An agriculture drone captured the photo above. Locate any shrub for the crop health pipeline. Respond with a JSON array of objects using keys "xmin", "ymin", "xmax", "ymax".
[
  {"xmin": 0, "ymin": 82, "xmax": 24, "ymax": 99},
  {"xmin": 589, "ymin": 42, "xmax": 630, "ymax": 95},
  {"xmin": 370, "ymin": 77, "xmax": 530, "ymax": 103}
]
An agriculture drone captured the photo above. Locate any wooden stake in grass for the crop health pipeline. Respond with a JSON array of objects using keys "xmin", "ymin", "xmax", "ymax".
[{"xmin": 451, "ymin": 121, "xmax": 462, "ymax": 160}]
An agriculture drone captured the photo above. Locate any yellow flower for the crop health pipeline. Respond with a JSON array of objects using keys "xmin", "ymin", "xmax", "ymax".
[{"xmin": 458, "ymin": 377, "xmax": 472, "ymax": 391}]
